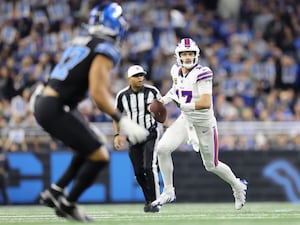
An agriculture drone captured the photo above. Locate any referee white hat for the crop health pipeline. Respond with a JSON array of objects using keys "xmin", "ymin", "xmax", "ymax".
[{"xmin": 127, "ymin": 65, "xmax": 147, "ymax": 78}]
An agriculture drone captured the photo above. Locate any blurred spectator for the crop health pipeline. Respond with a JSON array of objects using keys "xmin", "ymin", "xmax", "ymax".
[
  {"xmin": 0, "ymin": 65, "xmax": 17, "ymax": 100},
  {"xmin": 4, "ymin": 114, "xmax": 28, "ymax": 152},
  {"xmin": 219, "ymin": 134, "xmax": 237, "ymax": 151},
  {"xmin": 277, "ymin": 55, "xmax": 299, "ymax": 90},
  {"xmin": 254, "ymin": 132, "xmax": 270, "ymax": 151},
  {"xmin": 236, "ymin": 135, "xmax": 254, "ymax": 151},
  {"xmin": 271, "ymin": 133, "xmax": 295, "ymax": 151},
  {"xmin": 217, "ymin": 0, "xmax": 241, "ymax": 23}
]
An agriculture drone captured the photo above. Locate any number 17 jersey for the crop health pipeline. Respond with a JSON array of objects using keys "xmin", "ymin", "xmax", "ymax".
[{"xmin": 170, "ymin": 63, "xmax": 216, "ymax": 126}]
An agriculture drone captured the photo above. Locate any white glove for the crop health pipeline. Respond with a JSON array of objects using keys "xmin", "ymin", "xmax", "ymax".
[
  {"xmin": 180, "ymin": 102, "xmax": 195, "ymax": 112},
  {"xmin": 119, "ymin": 117, "xmax": 148, "ymax": 144}
]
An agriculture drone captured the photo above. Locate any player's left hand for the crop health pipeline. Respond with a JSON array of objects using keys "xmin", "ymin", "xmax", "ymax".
[{"xmin": 113, "ymin": 135, "xmax": 127, "ymax": 150}]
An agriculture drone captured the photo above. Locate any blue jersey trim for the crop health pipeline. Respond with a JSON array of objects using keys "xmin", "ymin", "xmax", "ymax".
[{"xmin": 94, "ymin": 42, "xmax": 121, "ymax": 66}]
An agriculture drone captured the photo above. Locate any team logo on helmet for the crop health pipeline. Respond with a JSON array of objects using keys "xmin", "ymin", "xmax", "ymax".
[
  {"xmin": 86, "ymin": 2, "xmax": 128, "ymax": 43},
  {"xmin": 175, "ymin": 38, "xmax": 200, "ymax": 69}
]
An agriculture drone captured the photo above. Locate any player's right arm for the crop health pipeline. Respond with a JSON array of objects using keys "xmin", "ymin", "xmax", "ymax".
[
  {"xmin": 160, "ymin": 64, "xmax": 180, "ymax": 106},
  {"xmin": 112, "ymin": 119, "xmax": 127, "ymax": 150},
  {"xmin": 112, "ymin": 94, "xmax": 126, "ymax": 150},
  {"xmin": 161, "ymin": 88, "xmax": 179, "ymax": 106},
  {"xmin": 88, "ymin": 54, "xmax": 116, "ymax": 118}
]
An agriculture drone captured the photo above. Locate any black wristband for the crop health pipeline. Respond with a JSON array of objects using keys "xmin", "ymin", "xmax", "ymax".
[
  {"xmin": 114, "ymin": 133, "xmax": 119, "ymax": 137},
  {"xmin": 111, "ymin": 111, "xmax": 122, "ymax": 122}
]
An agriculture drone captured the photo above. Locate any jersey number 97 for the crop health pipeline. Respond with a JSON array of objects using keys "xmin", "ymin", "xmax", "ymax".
[{"xmin": 50, "ymin": 46, "xmax": 90, "ymax": 81}]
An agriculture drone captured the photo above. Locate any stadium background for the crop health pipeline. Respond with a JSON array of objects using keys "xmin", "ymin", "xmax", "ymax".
[{"xmin": 1, "ymin": 0, "xmax": 300, "ymax": 204}]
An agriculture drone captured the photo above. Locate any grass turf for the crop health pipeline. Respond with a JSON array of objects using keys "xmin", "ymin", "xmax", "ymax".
[{"xmin": 0, "ymin": 202, "xmax": 299, "ymax": 225}]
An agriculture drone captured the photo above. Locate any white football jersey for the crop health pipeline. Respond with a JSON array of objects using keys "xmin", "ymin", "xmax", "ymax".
[{"xmin": 168, "ymin": 63, "xmax": 216, "ymax": 125}]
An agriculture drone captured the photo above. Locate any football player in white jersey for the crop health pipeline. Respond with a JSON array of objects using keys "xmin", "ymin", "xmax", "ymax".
[{"xmin": 151, "ymin": 38, "xmax": 248, "ymax": 210}]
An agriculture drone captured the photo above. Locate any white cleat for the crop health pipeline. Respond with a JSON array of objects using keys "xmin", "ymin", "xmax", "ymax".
[
  {"xmin": 232, "ymin": 179, "xmax": 248, "ymax": 210},
  {"xmin": 151, "ymin": 187, "xmax": 176, "ymax": 207}
]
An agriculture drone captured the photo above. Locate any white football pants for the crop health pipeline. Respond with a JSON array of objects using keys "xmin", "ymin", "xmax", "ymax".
[{"xmin": 156, "ymin": 114, "xmax": 240, "ymax": 191}]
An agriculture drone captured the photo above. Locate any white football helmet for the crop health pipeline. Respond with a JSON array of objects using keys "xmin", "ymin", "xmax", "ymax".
[{"xmin": 175, "ymin": 38, "xmax": 200, "ymax": 69}]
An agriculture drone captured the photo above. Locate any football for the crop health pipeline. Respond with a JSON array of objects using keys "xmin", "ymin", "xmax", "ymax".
[{"xmin": 149, "ymin": 99, "xmax": 167, "ymax": 123}]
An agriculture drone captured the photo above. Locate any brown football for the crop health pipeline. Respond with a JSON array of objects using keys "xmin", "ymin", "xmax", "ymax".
[{"xmin": 149, "ymin": 99, "xmax": 167, "ymax": 123}]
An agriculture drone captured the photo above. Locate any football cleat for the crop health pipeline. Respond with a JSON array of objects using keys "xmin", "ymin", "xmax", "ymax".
[
  {"xmin": 151, "ymin": 187, "xmax": 176, "ymax": 207},
  {"xmin": 39, "ymin": 189, "xmax": 62, "ymax": 209},
  {"xmin": 56, "ymin": 197, "xmax": 94, "ymax": 222},
  {"xmin": 232, "ymin": 179, "xmax": 248, "ymax": 210},
  {"xmin": 144, "ymin": 203, "xmax": 160, "ymax": 213}
]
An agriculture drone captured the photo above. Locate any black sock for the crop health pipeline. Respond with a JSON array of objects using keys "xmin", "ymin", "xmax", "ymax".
[
  {"xmin": 56, "ymin": 154, "xmax": 85, "ymax": 189},
  {"xmin": 67, "ymin": 160, "xmax": 108, "ymax": 202}
]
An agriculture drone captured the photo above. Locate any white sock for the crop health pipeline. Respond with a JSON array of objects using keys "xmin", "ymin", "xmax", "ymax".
[
  {"xmin": 157, "ymin": 151, "xmax": 174, "ymax": 190},
  {"xmin": 211, "ymin": 161, "xmax": 239, "ymax": 188},
  {"xmin": 61, "ymin": 196, "xmax": 75, "ymax": 206},
  {"xmin": 51, "ymin": 184, "xmax": 64, "ymax": 192}
]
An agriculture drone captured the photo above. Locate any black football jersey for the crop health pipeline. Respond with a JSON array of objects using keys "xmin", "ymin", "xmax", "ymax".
[{"xmin": 47, "ymin": 36, "xmax": 121, "ymax": 107}]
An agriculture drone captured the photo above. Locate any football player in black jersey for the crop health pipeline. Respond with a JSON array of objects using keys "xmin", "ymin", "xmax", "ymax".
[{"xmin": 33, "ymin": 2, "xmax": 148, "ymax": 221}]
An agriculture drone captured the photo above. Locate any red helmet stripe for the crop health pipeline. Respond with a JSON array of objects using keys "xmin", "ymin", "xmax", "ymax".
[{"xmin": 184, "ymin": 38, "xmax": 190, "ymax": 48}]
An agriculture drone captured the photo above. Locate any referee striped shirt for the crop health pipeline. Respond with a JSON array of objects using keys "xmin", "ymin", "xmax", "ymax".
[{"xmin": 115, "ymin": 84, "xmax": 162, "ymax": 130}]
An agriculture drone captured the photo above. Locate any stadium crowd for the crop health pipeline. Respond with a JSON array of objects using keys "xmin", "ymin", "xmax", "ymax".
[{"xmin": 0, "ymin": 0, "xmax": 300, "ymax": 151}]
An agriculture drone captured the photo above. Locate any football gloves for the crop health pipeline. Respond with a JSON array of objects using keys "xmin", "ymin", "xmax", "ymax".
[{"xmin": 119, "ymin": 117, "xmax": 148, "ymax": 144}]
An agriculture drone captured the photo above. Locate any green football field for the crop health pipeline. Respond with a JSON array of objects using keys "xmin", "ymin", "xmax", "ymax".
[{"xmin": 0, "ymin": 202, "xmax": 299, "ymax": 225}]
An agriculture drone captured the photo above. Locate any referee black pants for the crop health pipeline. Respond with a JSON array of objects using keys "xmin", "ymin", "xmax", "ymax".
[
  {"xmin": 0, "ymin": 174, "xmax": 9, "ymax": 205},
  {"xmin": 128, "ymin": 130, "xmax": 159, "ymax": 204}
]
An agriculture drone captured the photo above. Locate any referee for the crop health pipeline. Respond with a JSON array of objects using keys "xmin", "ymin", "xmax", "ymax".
[{"xmin": 113, "ymin": 65, "xmax": 167, "ymax": 213}]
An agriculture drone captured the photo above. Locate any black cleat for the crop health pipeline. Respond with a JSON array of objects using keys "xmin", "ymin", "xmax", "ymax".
[
  {"xmin": 55, "ymin": 208, "xmax": 94, "ymax": 221},
  {"xmin": 144, "ymin": 203, "xmax": 160, "ymax": 213},
  {"xmin": 39, "ymin": 189, "xmax": 62, "ymax": 208},
  {"xmin": 56, "ymin": 197, "xmax": 94, "ymax": 222},
  {"xmin": 54, "ymin": 208, "xmax": 65, "ymax": 218}
]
